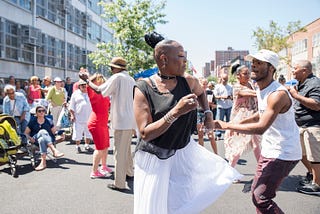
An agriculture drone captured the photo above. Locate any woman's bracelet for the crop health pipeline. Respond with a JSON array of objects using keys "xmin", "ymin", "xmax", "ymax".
[
  {"xmin": 163, "ymin": 112, "xmax": 177, "ymax": 124},
  {"xmin": 204, "ymin": 109, "xmax": 212, "ymax": 114}
]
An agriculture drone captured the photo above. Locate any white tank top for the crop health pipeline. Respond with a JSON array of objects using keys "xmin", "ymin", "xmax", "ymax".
[{"xmin": 257, "ymin": 81, "xmax": 301, "ymax": 160}]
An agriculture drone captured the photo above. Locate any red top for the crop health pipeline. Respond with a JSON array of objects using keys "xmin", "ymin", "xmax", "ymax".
[
  {"xmin": 87, "ymin": 87, "xmax": 110, "ymax": 118},
  {"xmin": 28, "ymin": 84, "xmax": 42, "ymax": 104}
]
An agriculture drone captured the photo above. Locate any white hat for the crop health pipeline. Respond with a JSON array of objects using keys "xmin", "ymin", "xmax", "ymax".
[
  {"xmin": 78, "ymin": 79, "xmax": 87, "ymax": 85},
  {"xmin": 54, "ymin": 77, "xmax": 62, "ymax": 82},
  {"xmin": 245, "ymin": 49, "xmax": 279, "ymax": 69}
]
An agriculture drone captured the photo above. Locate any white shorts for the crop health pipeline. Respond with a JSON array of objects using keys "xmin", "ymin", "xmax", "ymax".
[
  {"xmin": 134, "ymin": 138, "xmax": 242, "ymax": 214},
  {"xmin": 72, "ymin": 122, "xmax": 92, "ymax": 141}
]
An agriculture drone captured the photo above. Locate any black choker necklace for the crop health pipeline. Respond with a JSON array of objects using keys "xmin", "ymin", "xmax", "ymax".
[{"xmin": 157, "ymin": 72, "xmax": 176, "ymax": 80}]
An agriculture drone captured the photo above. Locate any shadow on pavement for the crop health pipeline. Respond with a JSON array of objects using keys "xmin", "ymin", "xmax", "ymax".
[
  {"xmin": 278, "ymin": 175, "xmax": 302, "ymax": 192},
  {"xmin": 239, "ymin": 175, "xmax": 303, "ymax": 194},
  {"xmin": 104, "ymin": 173, "xmax": 134, "ymax": 194}
]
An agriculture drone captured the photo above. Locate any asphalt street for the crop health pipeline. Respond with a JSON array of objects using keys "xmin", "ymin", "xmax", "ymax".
[{"xmin": 0, "ymin": 133, "xmax": 319, "ymax": 214}]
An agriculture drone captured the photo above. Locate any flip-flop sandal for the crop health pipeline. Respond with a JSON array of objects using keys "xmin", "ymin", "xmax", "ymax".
[
  {"xmin": 53, "ymin": 152, "xmax": 64, "ymax": 158},
  {"xmin": 35, "ymin": 165, "xmax": 46, "ymax": 171}
]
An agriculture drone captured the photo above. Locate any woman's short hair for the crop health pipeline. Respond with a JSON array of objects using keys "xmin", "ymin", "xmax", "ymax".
[
  {"xmin": 30, "ymin": 76, "xmax": 39, "ymax": 82},
  {"xmin": 35, "ymin": 105, "xmax": 46, "ymax": 112},
  {"xmin": 90, "ymin": 73, "xmax": 106, "ymax": 83},
  {"xmin": 4, "ymin": 84, "xmax": 15, "ymax": 93}
]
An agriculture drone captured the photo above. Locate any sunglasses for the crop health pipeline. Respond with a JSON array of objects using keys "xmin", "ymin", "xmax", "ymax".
[{"xmin": 37, "ymin": 109, "xmax": 46, "ymax": 113}]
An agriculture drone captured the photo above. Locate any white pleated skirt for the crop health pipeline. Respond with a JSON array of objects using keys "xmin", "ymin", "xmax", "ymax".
[{"xmin": 134, "ymin": 138, "xmax": 243, "ymax": 214}]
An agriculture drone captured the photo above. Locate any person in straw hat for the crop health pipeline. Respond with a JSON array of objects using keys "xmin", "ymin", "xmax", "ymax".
[{"xmin": 79, "ymin": 57, "xmax": 136, "ymax": 191}]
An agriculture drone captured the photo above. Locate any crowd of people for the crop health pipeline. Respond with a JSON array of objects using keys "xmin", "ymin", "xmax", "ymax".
[{"xmin": 0, "ymin": 33, "xmax": 319, "ymax": 213}]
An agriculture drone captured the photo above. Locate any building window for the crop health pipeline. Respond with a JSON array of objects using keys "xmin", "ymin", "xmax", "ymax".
[
  {"xmin": 81, "ymin": 49, "xmax": 87, "ymax": 66},
  {"xmin": 36, "ymin": 0, "xmax": 46, "ymax": 17},
  {"xmin": 36, "ymin": 34, "xmax": 46, "ymax": 65},
  {"xmin": 74, "ymin": 46, "xmax": 81, "ymax": 70},
  {"xmin": 9, "ymin": 0, "xmax": 32, "ymax": 10},
  {"xmin": 74, "ymin": 9, "xmax": 81, "ymax": 35},
  {"xmin": 67, "ymin": 43, "xmax": 74, "ymax": 69},
  {"xmin": 88, "ymin": 0, "xmax": 101, "ymax": 15},
  {"xmin": 292, "ymin": 39, "xmax": 308, "ymax": 55},
  {"xmin": 67, "ymin": 9, "xmax": 74, "ymax": 31},
  {"xmin": 56, "ymin": 40, "xmax": 65, "ymax": 68},
  {"xmin": 88, "ymin": 21, "xmax": 101, "ymax": 43},
  {"xmin": 102, "ymin": 28, "xmax": 112, "ymax": 43},
  {"xmin": 48, "ymin": 1, "xmax": 57, "ymax": 22},
  {"xmin": 312, "ymin": 32, "xmax": 320, "ymax": 48},
  {"xmin": 22, "ymin": 44, "xmax": 33, "ymax": 62},
  {"xmin": 5, "ymin": 20, "xmax": 19, "ymax": 60},
  {"xmin": 47, "ymin": 36, "xmax": 56, "ymax": 66},
  {"xmin": 19, "ymin": 0, "xmax": 31, "ymax": 10}
]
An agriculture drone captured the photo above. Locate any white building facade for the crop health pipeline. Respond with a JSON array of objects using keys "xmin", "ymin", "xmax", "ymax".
[{"xmin": 0, "ymin": 0, "xmax": 113, "ymax": 81}]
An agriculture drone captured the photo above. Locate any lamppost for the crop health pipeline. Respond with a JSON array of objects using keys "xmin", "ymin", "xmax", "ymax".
[{"xmin": 32, "ymin": 0, "xmax": 36, "ymax": 76}]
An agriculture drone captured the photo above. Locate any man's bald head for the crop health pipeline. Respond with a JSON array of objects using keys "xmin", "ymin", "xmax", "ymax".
[{"xmin": 295, "ymin": 60, "xmax": 312, "ymax": 73}]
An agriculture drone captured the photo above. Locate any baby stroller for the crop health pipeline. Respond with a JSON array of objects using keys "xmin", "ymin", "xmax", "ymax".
[
  {"xmin": 57, "ymin": 105, "xmax": 72, "ymax": 141},
  {"xmin": 0, "ymin": 114, "xmax": 22, "ymax": 177}
]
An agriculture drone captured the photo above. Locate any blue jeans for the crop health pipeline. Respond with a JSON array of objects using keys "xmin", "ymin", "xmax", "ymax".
[
  {"xmin": 215, "ymin": 107, "xmax": 232, "ymax": 137},
  {"xmin": 33, "ymin": 129, "xmax": 53, "ymax": 154},
  {"xmin": 14, "ymin": 116, "xmax": 28, "ymax": 145}
]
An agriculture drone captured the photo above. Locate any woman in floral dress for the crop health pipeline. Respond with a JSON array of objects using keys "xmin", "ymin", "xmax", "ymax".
[{"xmin": 224, "ymin": 64, "xmax": 261, "ymax": 168}]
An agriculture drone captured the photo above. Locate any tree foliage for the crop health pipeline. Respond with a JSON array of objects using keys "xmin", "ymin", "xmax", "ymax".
[
  {"xmin": 252, "ymin": 20, "xmax": 305, "ymax": 53},
  {"xmin": 89, "ymin": 0, "xmax": 167, "ymax": 75}
]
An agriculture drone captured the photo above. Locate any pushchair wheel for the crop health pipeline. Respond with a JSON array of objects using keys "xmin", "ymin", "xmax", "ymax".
[
  {"xmin": 10, "ymin": 165, "xmax": 17, "ymax": 177},
  {"xmin": 8, "ymin": 155, "xmax": 18, "ymax": 177},
  {"xmin": 30, "ymin": 156, "xmax": 36, "ymax": 169}
]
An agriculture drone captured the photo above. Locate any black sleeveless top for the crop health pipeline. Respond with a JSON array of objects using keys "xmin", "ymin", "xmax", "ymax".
[{"xmin": 135, "ymin": 76, "xmax": 197, "ymax": 159}]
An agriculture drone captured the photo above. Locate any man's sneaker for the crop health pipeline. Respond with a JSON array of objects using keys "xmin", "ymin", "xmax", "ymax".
[
  {"xmin": 100, "ymin": 166, "xmax": 113, "ymax": 174},
  {"xmin": 90, "ymin": 171, "xmax": 106, "ymax": 179},
  {"xmin": 84, "ymin": 145, "xmax": 94, "ymax": 153},
  {"xmin": 297, "ymin": 183, "xmax": 320, "ymax": 196},
  {"xmin": 299, "ymin": 172, "xmax": 313, "ymax": 186},
  {"xmin": 76, "ymin": 146, "xmax": 82, "ymax": 154}
]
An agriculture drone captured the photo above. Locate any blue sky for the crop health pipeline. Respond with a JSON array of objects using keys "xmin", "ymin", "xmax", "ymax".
[{"xmin": 156, "ymin": 0, "xmax": 320, "ymax": 73}]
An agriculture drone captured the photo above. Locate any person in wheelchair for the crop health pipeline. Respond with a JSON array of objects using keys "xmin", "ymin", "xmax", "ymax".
[{"xmin": 24, "ymin": 105, "xmax": 64, "ymax": 171}]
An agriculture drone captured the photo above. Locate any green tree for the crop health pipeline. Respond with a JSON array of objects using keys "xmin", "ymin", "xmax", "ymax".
[
  {"xmin": 253, "ymin": 20, "xmax": 305, "ymax": 53},
  {"xmin": 89, "ymin": 0, "xmax": 167, "ymax": 75},
  {"xmin": 252, "ymin": 20, "xmax": 306, "ymax": 65},
  {"xmin": 207, "ymin": 76, "xmax": 217, "ymax": 84}
]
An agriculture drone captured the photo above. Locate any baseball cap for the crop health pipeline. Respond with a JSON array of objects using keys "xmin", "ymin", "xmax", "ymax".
[
  {"xmin": 245, "ymin": 49, "xmax": 279, "ymax": 69},
  {"xmin": 78, "ymin": 79, "xmax": 86, "ymax": 85},
  {"xmin": 54, "ymin": 77, "xmax": 62, "ymax": 82}
]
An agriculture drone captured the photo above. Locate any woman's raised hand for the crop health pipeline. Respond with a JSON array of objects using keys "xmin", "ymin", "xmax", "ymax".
[
  {"xmin": 173, "ymin": 93, "xmax": 198, "ymax": 117},
  {"xmin": 79, "ymin": 69, "xmax": 89, "ymax": 81}
]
